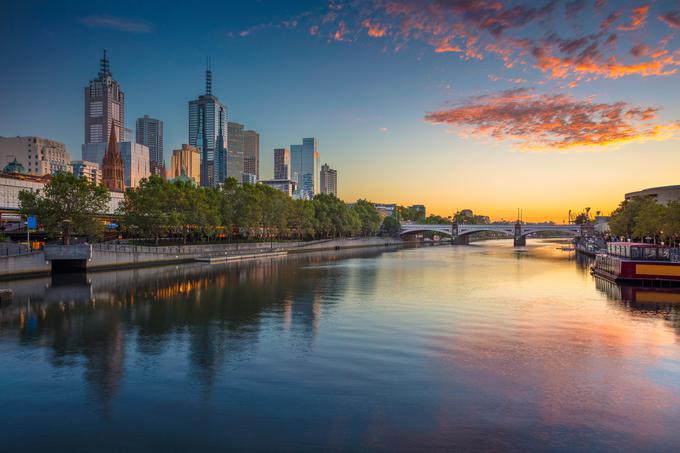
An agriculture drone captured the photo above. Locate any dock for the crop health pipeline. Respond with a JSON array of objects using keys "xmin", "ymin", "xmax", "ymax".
[{"xmin": 195, "ymin": 250, "xmax": 288, "ymax": 264}]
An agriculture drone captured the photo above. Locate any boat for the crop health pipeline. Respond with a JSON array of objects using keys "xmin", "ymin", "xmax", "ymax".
[{"xmin": 591, "ymin": 242, "xmax": 680, "ymax": 285}]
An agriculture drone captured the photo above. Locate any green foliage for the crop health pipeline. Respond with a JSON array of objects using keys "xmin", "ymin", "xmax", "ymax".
[
  {"xmin": 119, "ymin": 177, "xmax": 381, "ymax": 242},
  {"xmin": 18, "ymin": 172, "xmax": 110, "ymax": 244},
  {"xmin": 609, "ymin": 197, "xmax": 680, "ymax": 244},
  {"xmin": 381, "ymin": 215, "xmax": 401, "ymax": 237}
]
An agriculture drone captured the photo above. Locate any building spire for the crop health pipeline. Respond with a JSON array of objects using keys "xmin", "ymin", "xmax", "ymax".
[
  {"xmin": 205, "ymin": 57, "xmax": 212, "ymax": 95},
  {"xmin": 99, "ymin": 49, "xmax": 111, "ymax": 78}
]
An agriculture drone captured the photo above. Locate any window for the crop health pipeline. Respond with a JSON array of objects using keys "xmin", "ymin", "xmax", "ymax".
[
  {"xmin": 90, "ymin": 101, "xmax": 103, "ymax": 118},
  {"xmin": 89, "ymin": 124, "xmax": 103, "ymax": 143}
]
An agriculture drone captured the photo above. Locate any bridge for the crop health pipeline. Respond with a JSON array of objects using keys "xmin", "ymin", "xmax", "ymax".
[{"xmin": 400, "ymin": 222, "xmax": 590, "ymax": 246}]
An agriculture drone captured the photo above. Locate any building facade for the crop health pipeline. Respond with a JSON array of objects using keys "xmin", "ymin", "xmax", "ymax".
[
  {"xmin": 320, "ymin": 163, "xmax": 337, "ymax": 197},
  {"xmin": 85, "ymin": 50, "xmax": 125, "ymax": 146},
  {"xmin": 274, "ymin": 148, "xmax": 291, "ymax": 180},
  {"xmin": 290, "ymin": 138, "xmax": 319, "ymax": 198},
  {"xmin": 170, "ymin": 144, "xmax": 201, "ymax": 183},
  {"xmin": 226, "ymin": 122, "xmax": 245, "ymax": 182},
  {"xmin": 625, "ymin": 185, "xmax": 680, "ymax": 205},
  {"xmin": 71, "ymin": 160, "xmax": 101, "ymax": 185},
  {"xmin": 243, "ymin": 130, "xmax": 260, "ymax": 180},
  {"xmin": 260, "ymin": 179, "xmax": 297, "ymax": 197},
  {"xmin": 101, "ymin": 124, "xmax": 125, "ymax": 192},
  {"xmin": 136, "ymin": 115, "xmax": 164, "ymax": 176},
  {"xmin": 0, "ymin": 136, "xmax": 71, "ymax": 176},
  {"xmin": 119, "ymin": 142, "xmax": 150, "ymax": 188},
  {"xmin": 188, "ymin": 65, "xmax": 227, "ymax": 187},
  {"xmin": 242, "ymin": 173, "xmax": 257, "ymax": 185}
]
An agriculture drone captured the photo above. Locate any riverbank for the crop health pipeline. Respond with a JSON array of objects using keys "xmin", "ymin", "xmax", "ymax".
[{"xmin": 0, "ymin": 237, "xmax": 406, "ymax": 279}]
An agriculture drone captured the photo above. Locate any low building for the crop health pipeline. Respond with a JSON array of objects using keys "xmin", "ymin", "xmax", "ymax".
[
  {"xmin": 260, "ymin": 179, "xmax": 297, "ymax": 197},
  {"xmin": 71, "ymin": 160, "xmax": 101, "ymax": 185},
  {"xmin": 242, "ymin": 173, "xmax": 257, "ymax": 185},
  {"xmin": 0, "ymin": 136, "xmax": 71, "ymax": 176},
  {"xmin": 625, "ymin": 185, "xmax": 680, "ymax": 205}
]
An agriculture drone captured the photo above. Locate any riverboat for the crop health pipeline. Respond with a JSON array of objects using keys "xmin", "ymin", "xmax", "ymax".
[{"xmin": 591, "ymin": 242, "xmax": 680, "ymax": 285}]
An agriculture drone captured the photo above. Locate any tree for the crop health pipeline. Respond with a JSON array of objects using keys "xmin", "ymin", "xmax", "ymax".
[
  {"xmin": 608, "ymin": 197, "xmax": 657, "ymax": 240},
  {"xmin": 352, "ymin": 199, "xmax": 382, "ymax": 236},
  {"xmin": 19, "ymin": 172, "xmax": 110, "ymax": 245},
  {"xmin": 119, "ymin": 175, "xmax": 172, "ymax": 244},
  {"xmin": 632, "ymin": 199, "xmax": 664, "ymax": 243},
  {"xmin": 381, "ymin": 215, "xmax": 401, "ymax": 237}
]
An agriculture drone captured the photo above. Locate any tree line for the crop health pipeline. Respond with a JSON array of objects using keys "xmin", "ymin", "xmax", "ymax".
[
  {"xmin": 608, "ymin": 196, "xmax": 680, "ymax": 244},
  {"xmin": 19, "ymin": 173, "xmax": 385, "ymax": 244}
]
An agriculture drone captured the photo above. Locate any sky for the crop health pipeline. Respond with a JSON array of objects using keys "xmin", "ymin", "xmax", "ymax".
[{"xmin": 1, "ymin": 0, "xmax": 680, "ymax": 222}]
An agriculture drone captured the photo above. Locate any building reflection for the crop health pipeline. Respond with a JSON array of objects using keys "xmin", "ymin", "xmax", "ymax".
[{"xmin": 0, "ymin": 248, "xmax": 387, "ymax": 407}]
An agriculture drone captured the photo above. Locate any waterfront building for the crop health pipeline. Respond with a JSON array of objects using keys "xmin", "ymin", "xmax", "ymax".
[
  {"xmin": 170, "ymin": 144, "xmax": 201, "ymax": 183},
  {"xmin": 320, "ymin": 163, "xmax": 337, "ymax": 196},
  {"xmin": 119, "ymin": 142, "xmax": 150, "ymax": 188},
  {"xmin": 71, "ymin": 160, "xmax": 101, "ymax": 185},
  {"xmin": 290, "ymin": 138, "xmax": 319, "ymax": 198},
  {"xmin": 242, "ymin": 173, "xmax": 257, "ymax": 185},
  {"xmin": 260, "ymin": 179, "xmax": 297, "ymax": 197},
  {"xmin": 274, "ymin": 148, "xmax": 291, "ymax": 180},
  {"xmin": 101, "ymin": 124, "xmax": 125, "ymax": 192},
  {"xmin": 244, "ymin": 130, "xmax": 260, "ymax": 180},
  {"xmin": 188, "ymin": 63, "xmax": 227, "ymax": 187},
  {"xmin": 85, "ymin": 50, "xmax": 125, "ymax": 146},
  {"xmin": 625, "ymin": 185, "xmax": 680, "ymax": 205},
  {"xmin": 373, "ymin": 203, "xmax": 397, "ymax": 218},
  {"xmin": 136, "ymin": 115, "xmax": 164, "ymax": 176},
  {"xmin": 0, "ymin": 172, "xmax": 51, "ymax": 211},
  {"xmin": 0, "ymin": 136, "xmax": 71, "ymax": 176}
]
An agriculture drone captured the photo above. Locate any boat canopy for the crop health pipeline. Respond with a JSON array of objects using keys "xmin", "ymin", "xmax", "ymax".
[{"xmin": 607, "ymin": 242, "xmax": 670, "ymax": 261}]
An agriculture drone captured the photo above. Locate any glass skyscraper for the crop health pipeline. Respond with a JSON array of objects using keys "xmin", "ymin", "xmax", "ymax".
[
  {"xmin": 290, "ymin": 138, "xmax": 319, "ymax": 198},
  {"xmin": 136, "ymin": 115, "xmax": 164, "ymax": 176},
  {"xmin": 188, "ymin": 63, "xmax": 226, "ymax": 187},
  {"xmin": 85, "ymin": 50, "xmax": 124, "ymax": 146}
]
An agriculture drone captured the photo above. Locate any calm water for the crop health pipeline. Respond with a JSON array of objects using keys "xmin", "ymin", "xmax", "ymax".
[{"xmin": 1, "ymin": 240, "xmax": 680, "ymax": 451}]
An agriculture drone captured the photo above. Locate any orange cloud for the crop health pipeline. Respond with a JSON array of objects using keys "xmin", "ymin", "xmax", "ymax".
[
  {"xmin": 424, "ymin": 88, "xmax": 680, "ymax": 150},
  {"xmin": 617, "ymin": 5, "xmax": 650, "ymax": 31},
  {"xmin": 362, "ymin": 19, "xmax": 387, "ymax": 37}
]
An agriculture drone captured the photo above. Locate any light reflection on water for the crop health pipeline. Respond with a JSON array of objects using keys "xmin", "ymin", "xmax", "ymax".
[{"xmin": 1, "ymin": 240, "xmax": 680, "ymax": 451}]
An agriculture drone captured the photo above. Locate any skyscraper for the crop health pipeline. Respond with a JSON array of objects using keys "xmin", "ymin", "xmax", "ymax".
[
  {"xmin": 188, "ymin": 61, "xmax": 226, "ymax": 187},
  {"xmin": 170, "ymin": 144, "xmax": 201, "ymax": 183},
  {"xmin": 226, "ymin": 122, "xmax": 245, "ymax": 182},
  {"xmin": 136, "ymin": 115, "xmax": 164, "ymax": 176},
  {"xmin": 290, "ymin": 138, "xmax": 319, "ymax": 198},
  {"xmin": 320, "ymin": 163, "xmax": 337, "ymax": 197},
  {"xmin": 102, "ymin": 123, "xmax": 125, "ymax": 192},
  {"xmin": 244, "ymin": 130, "xmax": 260, "ymax": 180},
  {"xmin": 85, "ymin": 50, "xmax": 124, "ymax": 145},
  {"xmin": 274, "ymin": 148, "xmax": 290, "ymax": 180}
]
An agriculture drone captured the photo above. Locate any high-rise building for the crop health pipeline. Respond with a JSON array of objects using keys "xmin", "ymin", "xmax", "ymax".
[
  {"xmin": 260, "ymin": 179, "xmax": 297, "ymax": 197},
  {"xmin": 244, "ymin": 130, "xmax": 259, "ymax": 180},
  {"xmin": 136, "ymin": 115, "xmax": 164, "ymax": 176},
  {"xmin": 170, "ymin": 144, "xmax": 201, "ymax": 183},
  {"xmin": 320, "ymin": 163, "xmax": 337, "ymax": 197},
  {"xmin": 226, "ymin": 122, "xmax": 244, "ymax": 182},
  {"xmin": 290, "ymin": 138, "xmax": 319, "ymax": 198},
  {"xmin": 189, "ymin": 61, "xmax": 227, "ymax": 187},
  {"xmin": 85, "ymin": 50, "xmax": 125, "ymax": 146},
  {"xmin": 119, "ymin": 142, "xmax": 150, "ymax": 188},
  {"xmin": 71, "ymin": 160, "xmax": 101, "ymax": 185},
  {"xmin": 274, "ymin": 148, "xmax": 290, "ymax": 180},
  {"xmin": 0, "ymin": 136, "xmax": 71, "ymax": 176},
  {"xmin": 101, "ymin": 123, "xmax": 125, "ymax": 192}
]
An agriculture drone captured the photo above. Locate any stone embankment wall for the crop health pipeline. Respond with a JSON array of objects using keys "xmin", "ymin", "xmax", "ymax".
[{"xmin": 0, "ymin": 237, "xmax": 404, "ymax": 278}]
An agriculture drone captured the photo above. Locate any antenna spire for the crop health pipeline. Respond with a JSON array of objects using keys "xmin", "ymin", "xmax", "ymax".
[
  {"xmin": 99, "ymin": 49, "xmax": 111, "ymax": 78},
  {"xmin": 205, "ymin": 57, "xmax": 212, "ymax": 95}
]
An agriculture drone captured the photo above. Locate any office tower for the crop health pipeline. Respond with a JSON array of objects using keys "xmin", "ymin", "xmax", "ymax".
[
  {"xmin": 102, "ymin": 123, "xmax": 125, "ymax": 191},
  {"xmin": 260, "ymin": 179, "xmax": 297, "ymax": 197},
  {"xmin": 0, "ymin": 136, "xmax": 71, "ymax": 176},
  {"xmin": 85, "ymin": 50, "xmax": 124, "ymax": 145},
  {"xmin": 226, "ymin": 122, "xmax": 244, "ymax": 181},
  {"xmin": 188, "ymin": 61, "xmax": 227, "ymax": 187},
  {"xmin": 242, "ymin": 173, "xmax": 257, "ymax": 185},
  {"xmin": 243, "ymin": 130, "xmax": 259, "ymax": 180},
  {"xmin": 119, "ymin": 142, "xmax": 150, "ymax": 188},
  {"xmin": 274, "ymin": 148, "xmax": 290, "ymax": 180},
  {"xmin": 71, "ymin": 160, "xmax": 101, "ymax": 184},
  {"xmin": 320, "ymin": 163, "xmax": 337, "ymax": 197},
  {"xmin": 136, "ymin": 115, "xmax": 164, "ymax": 175},
  {"xmin": 170, "ymin": 144, "xmax": 201, "ymax": 183},
  {"xmin": 290, "ymin": 138, "xmax": 320, "ymax": 198}
]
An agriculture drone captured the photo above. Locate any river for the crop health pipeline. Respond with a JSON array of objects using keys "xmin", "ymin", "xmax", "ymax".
[{"xmin": 1, "ymin": 240, "xmax": 680, "ymax": 451}]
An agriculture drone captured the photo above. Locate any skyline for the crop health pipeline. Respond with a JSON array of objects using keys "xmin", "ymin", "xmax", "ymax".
[{"xmin": 2, "ymin": 0, "xmax": 680, "ymax": 221}]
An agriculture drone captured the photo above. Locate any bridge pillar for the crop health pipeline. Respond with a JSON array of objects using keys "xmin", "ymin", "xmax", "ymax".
[
  {"xmin": 514, "ymin": 222, "xmax": 526, "ymax": 247},
  {"xmin": 452, "ymin": 235, "xmax": 469, "ymax": 245}
]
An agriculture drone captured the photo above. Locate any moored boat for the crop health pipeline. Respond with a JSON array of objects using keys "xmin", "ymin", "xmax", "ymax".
[{"xmin": 591, "ymin": 242, "xmax": 680, "ymax": 285}]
